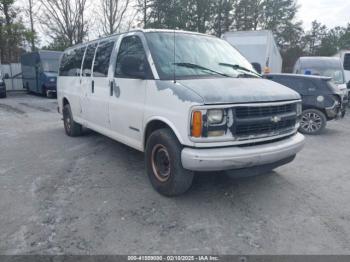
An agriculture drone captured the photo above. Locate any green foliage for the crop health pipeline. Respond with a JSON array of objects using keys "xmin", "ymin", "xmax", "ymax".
[
  {"xmin": 41, "ymin": 36, "xmax": 70, "ymax": 51},
  {"xmin": 0, "ymin": 0, "xmax": 30, "ymax": 63}
]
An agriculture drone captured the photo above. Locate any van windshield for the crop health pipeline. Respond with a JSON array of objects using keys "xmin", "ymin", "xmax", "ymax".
[
  {"xmin": 42, "ymin": 59, "xmax": 60, "ymax": 73},
  {"xmin": 300, "ymin": 59, "xmax": 346, "ymax": 85},
  {"xmin": 145, "ymin": 32, "xmax": 257, "ymax": 80},
  {"xmin": 302, "ymin": 67, "xmax": 345, "ymax": 85}
]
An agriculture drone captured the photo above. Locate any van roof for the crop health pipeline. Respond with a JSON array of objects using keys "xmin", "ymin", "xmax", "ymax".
[
  {"xmin": 298, "ymin": 56, "xmax": 342, "ymax": 69},
  {"xmin": 65, "ymin": 29, "xmax": 213, "ymax": 51},
  {"xmin": 299, "ymin": 56, "xmax": 341, "ymax": 62},
  {"xmin": 22, "ymin": 50, "xmax": 62, "ymax": 55}
]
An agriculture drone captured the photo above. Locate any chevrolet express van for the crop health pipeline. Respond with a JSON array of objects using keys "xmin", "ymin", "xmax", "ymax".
[{"xmin": 57, "ymin": 29, "xmax": 305, "ymax": 196}]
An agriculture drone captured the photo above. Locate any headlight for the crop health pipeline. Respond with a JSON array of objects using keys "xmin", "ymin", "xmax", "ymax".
[
  {"xmin": 207, "ymin": 109, "xmax": 224, "ymax": 125},
  {"xmin": 50, "ymin": 78, "xmax": 55, "ymax": 82},
  {"xmin": 296, "ymin": 103, "xmax": 302, "ymax": 116}
]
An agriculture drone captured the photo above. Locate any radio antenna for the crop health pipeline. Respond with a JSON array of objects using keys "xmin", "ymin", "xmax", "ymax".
[
  {"xmin": 173, "ymin": 29, "xmax": 176, "ymax": 83},
  {"xmin": 173, "ymin": 0, "xmax": 176, "ymax": 83}
]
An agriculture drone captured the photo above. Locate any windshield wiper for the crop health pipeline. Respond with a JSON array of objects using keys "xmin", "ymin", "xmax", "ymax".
[
  {"xmin": 174, "ymin": 62, "xmax": 230, "ymax": 77},
  {"xmin": 219, "ymin": 63, "xmax": 261, "ymax": 77}
]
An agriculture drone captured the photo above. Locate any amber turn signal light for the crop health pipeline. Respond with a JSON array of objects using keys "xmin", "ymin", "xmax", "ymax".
[{"xmin": 192, "ymin": 111, "xmax": 202, "ymax": 138}]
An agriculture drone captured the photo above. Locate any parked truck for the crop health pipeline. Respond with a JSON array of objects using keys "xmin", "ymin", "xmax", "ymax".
[
  {"xmin": 21, "ymin": 51, "xmax": 62, "ymax": 97},
  {"xmin": 222, "ymin": 30, "xmax": 282, "ymax": 74}
]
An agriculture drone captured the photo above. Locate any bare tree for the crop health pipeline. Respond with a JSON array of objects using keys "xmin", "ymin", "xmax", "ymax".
[
  {"xmin": 24, "ymin": 0, "xmax": 37, "ymax": 51},
  {"xmin": 39, "ymin": 0, "xmax": 89, "ymax": 47},
  {"xmin": 136, "ymin": 0, "xmax": 151, "ymax": 28},
  {"xmin": 99, "ymin": 0, "xmax": 131, "ymax": 35}
]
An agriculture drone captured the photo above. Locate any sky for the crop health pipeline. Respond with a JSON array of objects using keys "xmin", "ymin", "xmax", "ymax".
[
  {"xmin": 16, "ymin": 0, "xmax": 350, "ymax": 47},
  {"xmin": 297, "ymin": 0, "xmax": 350, "ymax": 30}
]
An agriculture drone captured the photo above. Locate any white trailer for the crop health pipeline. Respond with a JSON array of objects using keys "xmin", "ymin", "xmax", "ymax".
[{"xmin": 222, "ymin": 30, "xmax": 283, "ymax": 74}]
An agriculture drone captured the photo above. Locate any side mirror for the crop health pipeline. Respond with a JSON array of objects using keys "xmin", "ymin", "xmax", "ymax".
[
  {"xmin": 3, "ymin": 73, "xmax": 10, "ymax": 80},
  {"xmin": 120, "ymin": 55, "xmax": 147, "ymax": 79},
  {"xmin": 251, "ymin": 62, "xmax": 262, "ymax": 74}
]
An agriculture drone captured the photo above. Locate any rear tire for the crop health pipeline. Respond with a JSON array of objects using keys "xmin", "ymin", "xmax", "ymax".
[
  {"xmin": 145, "ymin": 128, "xmax": 194, "ymax": 197},
  {"xmin": 299, "ymin": 109, "xmax": 327, "ymax": 135},
  {"xmin": 41, "ymin": 86, "xmax": 47, "ymax": 97},
  {"xmin": 63, "ymin": 104, "xmax": 83, "ymax": 137}
]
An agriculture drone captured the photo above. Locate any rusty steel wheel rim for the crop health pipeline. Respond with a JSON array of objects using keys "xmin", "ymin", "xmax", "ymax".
[
  {"xmin": 151, "ymin": 144, "xmax": 171, "ymax": 183},
  {"xmin": 64, "ymin": 112, "xmax": 71, "ymax": 132}
]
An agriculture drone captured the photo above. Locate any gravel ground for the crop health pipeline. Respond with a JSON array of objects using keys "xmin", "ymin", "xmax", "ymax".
[{"xmin": 0, "ymin": 92, "xmax": 350, "ymax": 255}]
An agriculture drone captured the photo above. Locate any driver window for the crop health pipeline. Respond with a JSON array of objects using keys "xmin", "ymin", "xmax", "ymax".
[{"xmin": 115, "ymin": 36, "xmax": 149, "ymax": 78}]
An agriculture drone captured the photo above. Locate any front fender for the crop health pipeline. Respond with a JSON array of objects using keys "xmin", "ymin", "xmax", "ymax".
[{"xmin": 143, "ymin": 116, "xmax": 189, "ymax": 149}]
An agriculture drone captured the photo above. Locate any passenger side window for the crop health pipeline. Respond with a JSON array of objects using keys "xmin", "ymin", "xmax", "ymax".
[
  {"xmin": 93, "ymin": 41, "xmax": 115, "ymax": 77},
  {"xmin": 60, "ymin": 47, "xmax": 85, "ymax": 77},
  {"xmin": 344, "ymin": 54, "xmax": 350, "ymax": 71},
  {"xmin": 115, "ymin": 36, "xmax": 152, "ymax": 78},
  {"xmin": 82, "ymin": 43, "xmax": 98, "ymax": 77}
]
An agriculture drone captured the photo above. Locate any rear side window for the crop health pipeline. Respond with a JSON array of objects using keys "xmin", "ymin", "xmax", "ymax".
[
  {"xmin": 82, "ymin": 43, "xmax": 98, "ymax": 77},
  {"xmin": 93, "ymin": 41, "xmax": 115, "ymax": 77},
  {"xmin": 344, "ymin": 54, "xmax": 350, "ymax": 71},
  {"xmin": 60, "ymin": 51, "xmax": 72, "ymax": 76},
  {"xmin": 59, "ymin": 47, "xmax": 86, "ymax": 76}
]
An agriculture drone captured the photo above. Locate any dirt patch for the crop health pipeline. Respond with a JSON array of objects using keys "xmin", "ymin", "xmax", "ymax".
[
  {"xmin": 19, "ymin": 103, "xmax": 51, "ymax": 112},
  {"xmin": 0, "ymin": 103, "xmax": 26, "ymax": 115}
]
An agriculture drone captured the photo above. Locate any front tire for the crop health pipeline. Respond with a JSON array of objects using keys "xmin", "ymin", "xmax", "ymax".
[
  {"xmin": 41, "ymin": 86, "xmax": 47, "ymax": 97},
  {"xmin": 63, "ymin": 104, "xmax": 83, "ymax": 137},
  {"xmin": 299, "ymin": 109, "xmax": 327, "ymax": 135},
  {"xmin": 145, "ymin": 128, "xmax": 194, "ymax": 197}
]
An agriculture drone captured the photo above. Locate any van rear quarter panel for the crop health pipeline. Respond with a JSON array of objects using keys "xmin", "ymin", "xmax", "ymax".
[{"xmin": 57, "ymin": 76, "xmax": 82, "ymax": 119}]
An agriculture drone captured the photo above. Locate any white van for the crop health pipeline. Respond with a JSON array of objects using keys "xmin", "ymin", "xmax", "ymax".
[
  {"xmin": 57, "ymin": 29, "xmax": 305, "ymax": 196},
  {"xmin": 335, "ymin": 50, "xmax": 350, "ymax": 83}
]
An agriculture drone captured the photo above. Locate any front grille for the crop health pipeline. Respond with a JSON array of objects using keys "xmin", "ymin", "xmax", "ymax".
[
  {"xmin": 236, "ymin": 119, "xmax": 296, "ymax": 136},
  {"xmin": 236, "ymin": 103, "xmax": 295, "ymax": 118},
  {"xmin": 233, "ymin": 103, "xmax": 297, "ymax": 139}
]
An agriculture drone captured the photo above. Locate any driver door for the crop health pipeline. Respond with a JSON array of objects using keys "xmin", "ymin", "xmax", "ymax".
[{"xmin": 109, "ymin": 34, "xmax": 152, "ymax": 150}]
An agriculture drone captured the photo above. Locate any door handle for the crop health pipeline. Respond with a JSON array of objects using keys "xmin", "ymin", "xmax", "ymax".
[
  {"xmin": 111, "ymin": 80, "xmax": 120, "ymax": 98},
  {"xmin": 92, "ymin": 80, "xmax": 95, "ymax": 93},
  {"xmin": 114, "ymin": 84, "xmax": 120, "ymax": 98},
  {"xmin": 110, "ymin": 81, "xmax": 114, "ymax": 96}
]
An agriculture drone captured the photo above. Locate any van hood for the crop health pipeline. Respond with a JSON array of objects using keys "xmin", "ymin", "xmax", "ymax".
[
  {"xmin": 177, "ymin": 78, "xmax": 301, "ymax": 105},
  {"xmin": 43, "ymin": 72, "xmax": 58, "ymax": 78}
]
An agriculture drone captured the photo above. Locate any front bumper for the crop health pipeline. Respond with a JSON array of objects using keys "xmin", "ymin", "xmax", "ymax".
[{"xmin": 181, "ymin": 133, "xmax": 305, "ymax": 172}]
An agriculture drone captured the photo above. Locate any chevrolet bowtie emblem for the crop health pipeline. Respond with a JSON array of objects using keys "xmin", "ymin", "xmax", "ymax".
[{"xmin": 271, "ymin": 116, "xmax": 282, "ymax": 123}]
